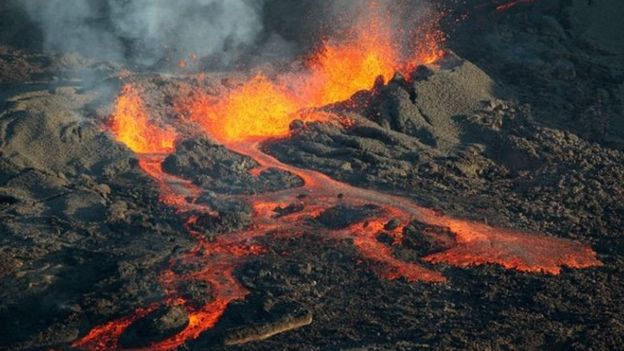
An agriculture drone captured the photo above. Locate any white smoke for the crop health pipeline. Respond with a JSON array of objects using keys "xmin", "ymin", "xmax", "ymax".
[{"xmin": 21, "ymin": 0, "xmax": 264, "ymax": 66}]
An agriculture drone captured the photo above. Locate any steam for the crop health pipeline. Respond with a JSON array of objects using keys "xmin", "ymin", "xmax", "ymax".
[
  {"xmin": 19, "ymin": 0, "xmax": 437, "ymax": 73},
  {"xmin": 21, "ymin": 0, "xmax": 264, "ymax": 67}
]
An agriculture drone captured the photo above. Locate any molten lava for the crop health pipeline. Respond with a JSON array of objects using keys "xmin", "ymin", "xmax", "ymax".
[
  {"xmin": 74, "ymin": 4, "xmax": 600, "ymax": 351},
  {"xmin": 188, "ymin": 9, "xmax": 442, "ymax": 145},
  {"xmin": 109, "ymin": 84, "xmax": 176, "ymax": 154},
  {"xmin": 301, "ymin": 21, "xmax": 398, "ymax": 106},
  {"xmin": 190, "ymin": 75, "xmax": 311, "ymax": 143}
]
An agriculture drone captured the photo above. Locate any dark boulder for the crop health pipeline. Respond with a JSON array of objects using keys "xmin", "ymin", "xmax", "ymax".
[{"xmin": 119, "ymin": 305, "xmax": 189, "ymax": 348}]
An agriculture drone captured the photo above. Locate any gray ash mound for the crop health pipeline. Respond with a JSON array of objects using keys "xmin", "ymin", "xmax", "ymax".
[
  {"xmin": 0, "ymin": 86, "xmax": 197, "ymax": 349},
  {"xmin": 444, "ymin": 0, "xmax": 624, "ymax": 147}
]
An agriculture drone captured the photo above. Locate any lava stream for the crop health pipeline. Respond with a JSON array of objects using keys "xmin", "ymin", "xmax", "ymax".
[{"xmin": 219, "ymin": 141, "xmax": 601, "ymax": 277}]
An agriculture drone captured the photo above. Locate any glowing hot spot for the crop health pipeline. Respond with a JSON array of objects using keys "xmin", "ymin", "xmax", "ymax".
[
  {"xmin": 192, "ymin": 76, "xmax": 298, "ymax": 142},
  {"xmin": 110, "ymin": 84, "xmax": 177, "ymax": 154},
  {"xmin": 188, "ymin": 15, "xmax": 432, "ymax": 145},
  {"xmin": 301, "ymin": 36, "xmax": 397, "ymax": 106}
]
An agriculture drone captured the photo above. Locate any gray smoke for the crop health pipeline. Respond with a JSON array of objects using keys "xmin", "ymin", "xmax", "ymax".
[
  {"xmin": 21, "ymin": 0, "xmax": 264, "ymax": 66},
  {"xmin": 19, "ymin": 0, "xmax": 435, "ymax": 71}
]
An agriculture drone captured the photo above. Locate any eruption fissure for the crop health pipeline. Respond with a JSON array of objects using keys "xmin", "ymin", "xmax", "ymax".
[{"xmin": 74, "ymin": 8, "xmax": 600, "ymax": 351}]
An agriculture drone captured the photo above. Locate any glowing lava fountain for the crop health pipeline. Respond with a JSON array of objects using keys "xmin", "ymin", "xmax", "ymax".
[{"xmin": 73, "ymin": 8, "xmax": 600, "ymax": 351}]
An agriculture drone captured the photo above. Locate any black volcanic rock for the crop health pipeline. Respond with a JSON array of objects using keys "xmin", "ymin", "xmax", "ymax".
[
  {"xmin": 192, "ymin": 193, "xmax": 253, "ymax": 235},
  {"xmin": 384, "ymin": 218, "xmax": 401, "ymax": 231},
  {"xmin": 274, "ymin": 202, "xmax": 305, "ymax": 218},
  {"xmin": 403, "ymin": 221, "xmax": 457, "ymax": 256},
  {"xmin": 223, "ymin": 300, "xmax": 312, "ymax": 346},
  {"xmin": 162, "ymin": 138, "xmax": 303, "ymax": 194},
  {"xmin": 178, "ymin": 280, "xmax": 213, "ymax": 309},
  {"xmin": 366, "ymin": 80, "xmax": 438, "ymax": 146},
  {"xmin": 188, "ymin": 209, "xmax": 252, "ymax": 236},
  {"xmin": 316, "ymin": 204, "xmax": 381, "ymax": 229},
  {"xmin": 119, "ymin": 305, "xmax": 189, "ymax": 348}
]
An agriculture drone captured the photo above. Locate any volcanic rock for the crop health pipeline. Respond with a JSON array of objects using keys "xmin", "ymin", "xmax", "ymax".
[
  {"xmin": 189, "ymin": 210, "xmax": 251, "ymax": 236},
  {"xmin": 376, "ymin": 232, "xmax": 395, "ymax": 245},
  {"xmin": 316, "ymin": 204, "xmax": 381, "ymax": 229},
  {"xmin": 162, "ymin": 138, "xmax": 303, "ymax": 194},
  {"xmin": 0, "ymin": 89, "xmax": 128, "ymax": 174},
  {"xmin": 411, "ymin": 53, "xmax": 500, "ymax": 148},
  {"xmin": 0, "ymin": 74, "xmax": 192, "ymax": 349},
  {"xmin": 274, "ymin": 202, "xmax": 305, "ymax": 218},
  {"xmin": 178, "ymin": 280, "xmax": 213, "ymax": 309},
  {"xmin": 106, "ymin": 200, "xmax": 129, "ymax": 222},
  {"xmin": 119, "ymin": 305, "xmax": 189, "ymax": 348},
  {"xmin": 564, "ymin": 0, "xmax": 624, "ymax": 54},
  {"xmin": 384, "ymin": 218, "xmax": 401, "ymax": 231},
  {"xmin": 366, "ymin": 78, "xmax": 438, "ymax": 146},
  {"xmin": 403, "ymin": 221, "xmax": 457, "ymax": 257},
  {"xmin": 223, "ymin": 301, "xmax": 312, "ymax": 346},
  {"xmin": 48, "ymin": 189, "xmax": 107, "ymax": 222},
  {"xmin": 192, "ymin": 196, "xmax": 252, "ymax": 234}
]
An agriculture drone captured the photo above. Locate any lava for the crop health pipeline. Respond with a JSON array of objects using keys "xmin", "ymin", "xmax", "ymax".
[
  {"xmin": 495, "ymin": 0, "xmax": 537, "ymax": 12},
  {"xmin": 109, "ymin": 84, "xmax": 177, "ymax": 154},
  {"xmin": 188, "ymin": 75, "xmax": 299, "ymax": 142},
  {"xmin": 75, "ymin": 4, "xmax": 601, "ymax": 350},
  {"xmin": 188, "ymin": 6, "xmax": 439, "ymax": 144},
  {"xmin": 71, "ymin": 305, "xmax": 158, "ymax": 351},
  {"xmin": 300, "ymin": 17, "xmax": 398, "ymax": 106}
]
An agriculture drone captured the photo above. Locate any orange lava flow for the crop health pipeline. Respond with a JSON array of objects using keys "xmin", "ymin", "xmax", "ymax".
[
  {"xmin": 423, "ymin": 216, "xmax": 601, "ymax": 274},
  {"xmin": 71, "ymin": 305, "xmax": 158, "ymax": 351},
  {"xmin": 74, "ymin": 5, "xmax": 600, "ymax": 351}
]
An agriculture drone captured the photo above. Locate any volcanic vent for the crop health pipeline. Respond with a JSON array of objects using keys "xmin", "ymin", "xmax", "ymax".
[{"xmin": 2, "ymin": 1, "xmax": 621, "ymax": 350}]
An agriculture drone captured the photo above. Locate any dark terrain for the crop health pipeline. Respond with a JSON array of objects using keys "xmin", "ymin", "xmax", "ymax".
[{"xmin": 1, "ymin": 1, "xmax": 623, "ymax": 350}]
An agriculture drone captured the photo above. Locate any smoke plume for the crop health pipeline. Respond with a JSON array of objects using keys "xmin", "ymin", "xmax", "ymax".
[
  {"xmin": 19, "ymin": 0, "xmax": 436, "ymax": 72},
  {"xmin": 21, "ymin": 0, "xmax": 265, "ymax": 67}
]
